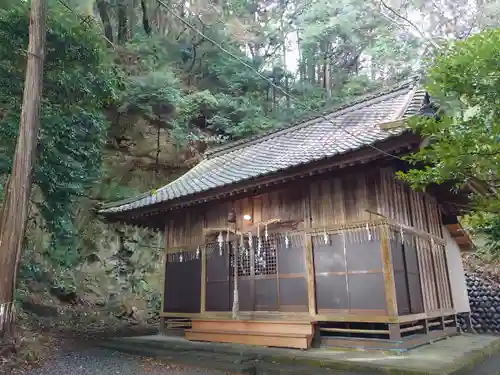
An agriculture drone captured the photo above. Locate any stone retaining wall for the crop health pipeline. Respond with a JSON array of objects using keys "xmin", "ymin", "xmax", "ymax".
[{"xmin": 457, "ymin": 272, "xmax": 500, "ymax": 334}]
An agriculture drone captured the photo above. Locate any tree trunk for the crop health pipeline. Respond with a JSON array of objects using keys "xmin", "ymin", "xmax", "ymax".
[
  {"xmin": 306, "ymin": 47, "xmax": 316, "ymax": 84},
  {"xmin": 281, "ymin": 16, "xmax": 290, "ymax": 108},
  {"xmin": 297, "ymin": 30, "xmax": 306, "ymax": 82},
  {"xmin": 127, "ymin": 0, "xmax": 136, "ymax": 40},
  {"xmin": 96, "ymin": 0, "xmax": 114, "ymax": 43},
  {"xmin": 140, "ymin": 0, "xmax": 152, "ymax": 36},
  {"xmin": 117, "ymin": 2, "xmax": 129, "ymax": 45},
  {"xmin": 0, "ymin": 0, "xmax": 47, "ymax": 340},
  {"xmin": 322, "ymin": 41, "xmax": 331, "ymax": 98}
]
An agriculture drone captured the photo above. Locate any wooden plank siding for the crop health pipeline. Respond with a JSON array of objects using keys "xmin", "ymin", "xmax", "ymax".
[
  {"xmin": 164, "ymin": 167, "xmax": 443, "ymax": 250},
  {"xmin": 312, "ymin": 226, "xmax": 386, "ymax": 315},
  {"xmin": 161, "ymin": 164, "xmax": 454, "ymax": 319},
  {"xmin": 417, "ymin": 238, "xmax": 439, "ymax": 313},
  {"xmin": 165, "ymin": 188, "xmax": 307, "ymax": 249},
  {"xmin": 165, "ymin": 207, "xmax": 205, "ymax": 250}
]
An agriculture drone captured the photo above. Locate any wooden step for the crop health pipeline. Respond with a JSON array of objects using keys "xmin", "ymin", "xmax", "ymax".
[
  {"xmin": 166, "ymin": 321, "xmax": 192, "ymax": 328},
  {"xmin": 191, "ymin": 319, "xmax": 314, "ymax": 336},
  {"xmin": 185, "ymin": 329, "xmax": 312, "ymax": 349}
]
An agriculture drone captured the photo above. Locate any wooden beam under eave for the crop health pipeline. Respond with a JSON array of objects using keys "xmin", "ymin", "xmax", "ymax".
[
  {"xmin": 454, "ymin": 236, "xmax": 468, "ymax": 245},
  {"xmin": 445, "ymin": 223, "xmax": 461, "ymax": 235},
  {"xmin": 444, "ymin": 223, "xmax": 473, "ymax": 251}
]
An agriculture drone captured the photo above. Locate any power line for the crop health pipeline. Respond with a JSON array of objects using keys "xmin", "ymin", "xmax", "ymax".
[
  {"xmin": 57, "ymin": 0, "xmax": 406, "ymax": 161},
  {"xmin": 57, "ymin": 0, "xmax": 115, "ymax": 48},
  {"xmin": 153, "ymin": 0, "xmax": 405, "ymax": 161}
]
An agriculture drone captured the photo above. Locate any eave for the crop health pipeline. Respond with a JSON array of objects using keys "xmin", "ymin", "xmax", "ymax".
[{"xmin": 98, "ymin": 132, "xmax": 422, "ymax": 226}]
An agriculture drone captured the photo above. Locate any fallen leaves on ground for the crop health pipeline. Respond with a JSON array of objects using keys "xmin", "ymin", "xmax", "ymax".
[{"xmin": 1, "ymin": 330, "xmax": 66, "ymax": 375}]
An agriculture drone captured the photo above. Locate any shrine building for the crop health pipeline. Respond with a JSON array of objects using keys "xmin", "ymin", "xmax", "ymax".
[{"xmin": 99, "ymin": 79, "xmax": 472, "ymax": 351}]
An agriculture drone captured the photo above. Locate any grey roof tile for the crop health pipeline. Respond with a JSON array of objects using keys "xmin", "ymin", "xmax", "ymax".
[{"xmin": 99, "ymin": 80, "xmax": 426, "ymax": 215}]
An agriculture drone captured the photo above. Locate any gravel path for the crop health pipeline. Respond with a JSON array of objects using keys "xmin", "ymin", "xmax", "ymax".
[
  {"xmin": 13, "ymin": 344, "xmax": 500, "ymax": 375},
  {"xmin": 18, "ymin": 348, "xmax": 230, "ymax": 375}
]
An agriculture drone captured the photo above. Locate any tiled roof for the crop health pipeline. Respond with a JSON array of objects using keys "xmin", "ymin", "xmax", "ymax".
[{"xmin": 99, "ymin": 79, "xmax": 426, "ymax": 215}]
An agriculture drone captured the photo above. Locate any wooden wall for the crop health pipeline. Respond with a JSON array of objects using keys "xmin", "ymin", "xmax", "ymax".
[
  {"xmin": 443, "ymin": 227, "xmax": 470, "ymax": 313},
  {"xmin": 162, "ymin": 163, "xmax": 454, "ymax": 318},
  {"xmin": 313, "ymin": 227, "xmax": 386, "ymax": 314},
  {"xmin": 390, "ymin": 226, "xmax": 453, "ymax": 316},
  {"xmin": 417, "ymin": 238, "xmax": 453, "ymax": 313},
  {"xmin": 163, "ymin": 249, "xmax": 201, "ymax": 313},
  {"xmin": 204, "ymin": 233, "xmax": 309, "ymax": 313},
  {"xmin": 309, "ymin": 171, "xmax": 370, "ymax": 226},
  {"xmin": 308, "ymin": 166, "xmax": 442, "ymax": 236},
  {"xmin": 164, "ymin": 166, "xmax": 443, "ymax": 250},
  {"xmin": 165, "ymin": 187, "xmax": 306, "ymax": 249},
  {"xmin": 390, "ymin": 230, "xmax": 425, "ymax": 316}
]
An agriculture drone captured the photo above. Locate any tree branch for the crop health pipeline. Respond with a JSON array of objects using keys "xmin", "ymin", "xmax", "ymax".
[{"xmin": 378, "ymin": 0, "xmax": 441, "ymax": 51}]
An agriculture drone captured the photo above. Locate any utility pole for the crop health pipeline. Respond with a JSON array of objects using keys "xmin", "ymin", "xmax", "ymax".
[{"xmin": 0, "ymin": 0, "xmax": 47, "ymax": 340}]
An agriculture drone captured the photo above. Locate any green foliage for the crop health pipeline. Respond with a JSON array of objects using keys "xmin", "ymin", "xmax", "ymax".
[
  {"xmin": 109, "ymin": 0, "xmax": 422, "ymax": 151},
  {"xmin": 118, "ymin": 34, "xmax": 281, "ymax": 144},
  {"xmin": 396, "ymin": 29, "xmax": 500, "ymax": 260},
  {"xmin": 119, "ymin": 70, "xmax": 181, "ymax": 122},
  {"xmin": 398, "ymin": 29, "xmax": 500, "ymax": 212},
  {"xmin": 460, "ymin": 213, "xmax": 500, "ymax": 260},
  {"xmin": 0, "ymin": 4, "xmax": 120, "ymax": 266},
  {"xmin": 95, "ymin": 179, "xmax": 140, "ymax": 202},
  {"xmin": 119, "ymin": 30, "xmax": 389, "ymax": 147}
]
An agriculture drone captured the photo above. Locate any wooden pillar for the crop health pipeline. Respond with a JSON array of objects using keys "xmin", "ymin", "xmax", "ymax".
[
  {"xmin": 380, "ymin": 223, "xmax": 398, "ymax": 318},
  {"xmin": 160, "ymin": 223, "xmax": 168, "ymax": 317},
  {"xmin": 439, "ymin": 316, "xmax": 446, "ymax": 330},
  {"xmin": 423, "ymin": 319, "xmax": 430, "ymax": 334},
  {"xmin": 414, "ymin": 237, "xmax": 428, "ymax": 314},
  {"xmin": 388, "ymin": 324, "xmax": 401, "ymax": 340},
  {"xmin": 303, "ymin": 186, "xmax": 316, "ymax": 317},
  {"xmin": 159, "ymin": 317, "xmax": 167, "ymax": 334},
  {"xmin": 305, "ymin": 234, "xmax": 316, "ymax": 316},
  {"xmin": 440, "ymin": 238, "xmax": 455, "ymax": 311},
  {"xmin": 200, "ymin": 245, "xmax": 206, "ymax": 314}
]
